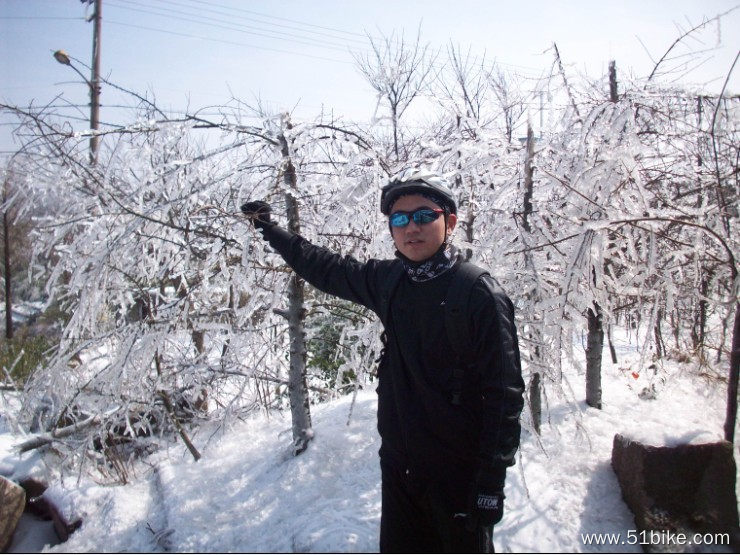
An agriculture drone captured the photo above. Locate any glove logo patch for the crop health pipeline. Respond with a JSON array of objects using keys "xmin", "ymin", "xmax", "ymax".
[{"xmin": 477, "ymin": 494, "xmax": 500, "ymax": 510}]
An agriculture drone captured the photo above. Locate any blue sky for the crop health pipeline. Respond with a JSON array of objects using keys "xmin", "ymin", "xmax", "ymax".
[{"xmin": 1, "ymin": 0, "xmax": 738, "ymax": 155}]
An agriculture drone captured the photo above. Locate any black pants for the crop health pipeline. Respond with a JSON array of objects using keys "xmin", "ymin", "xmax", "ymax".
[{"xmin": 379, "ymin": 462, "xmax": 494, "ymax": 553}]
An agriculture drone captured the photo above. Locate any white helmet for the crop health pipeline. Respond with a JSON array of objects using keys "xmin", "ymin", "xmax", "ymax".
[{"xmin": 380, "ymin": 168, "xmax": 457, "ymax": 215}]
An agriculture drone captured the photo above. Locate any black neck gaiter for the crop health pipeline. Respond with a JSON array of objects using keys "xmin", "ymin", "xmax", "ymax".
[{"xmin": 397, "ymin": 244, "xmax": 458, "ymax": 282}]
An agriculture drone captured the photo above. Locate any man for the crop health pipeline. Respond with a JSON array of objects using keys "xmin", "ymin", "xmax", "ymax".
[{"xmin": 242, "ymin": 168, "xmax": 524, "ymax": 553}]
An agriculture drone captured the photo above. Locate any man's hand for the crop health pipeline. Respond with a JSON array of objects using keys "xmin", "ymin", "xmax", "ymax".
[
  {"xmin": 473, "ymin": 492, "xmax": 504, "ymax": 527},
  {"xmin": 241, "ymin": 200, "xmax": 273, "ymax": 229},
  {"xmin": 466, "ymin": 467, "xmax": 506, "ymax": 530}
]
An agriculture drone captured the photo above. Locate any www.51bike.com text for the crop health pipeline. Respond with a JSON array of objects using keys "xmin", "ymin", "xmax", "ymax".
[{"xmin": 581, "ymin": 529, "xmax": 730, "ymax": 549}]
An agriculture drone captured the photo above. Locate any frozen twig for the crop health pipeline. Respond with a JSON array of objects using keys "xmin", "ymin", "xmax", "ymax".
[{"xmin": 16, "ymin": 414, "xmax": 101, "ymax": 453}]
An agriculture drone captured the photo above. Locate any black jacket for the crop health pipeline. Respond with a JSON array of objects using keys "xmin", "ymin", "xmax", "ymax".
[{"xmin": 259, "ymin": 225, "xmax": 524, "ymax": 492}]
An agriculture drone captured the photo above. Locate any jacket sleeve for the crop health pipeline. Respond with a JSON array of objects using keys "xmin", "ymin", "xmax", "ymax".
[
  {"xmin": 256, "ymin": 224, "xmax": 387, "ymax": 315},
  {"xmin": 469, "ymin": 276, "xmax": 525, "ymax": 490}
]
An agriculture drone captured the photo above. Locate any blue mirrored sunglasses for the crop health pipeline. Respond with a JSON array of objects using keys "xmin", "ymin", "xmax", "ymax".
[{"xmin": 389, "ymin": 208, "xmax": 444, "ymax": 227}]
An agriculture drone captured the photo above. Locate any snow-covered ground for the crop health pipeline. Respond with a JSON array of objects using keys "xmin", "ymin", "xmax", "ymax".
[{"xmin": 0, "ymin": 334, "xmax": 737, "ymax": 553}]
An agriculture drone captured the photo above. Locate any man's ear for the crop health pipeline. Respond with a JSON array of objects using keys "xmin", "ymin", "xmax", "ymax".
[{"xmin": 447, "ymin": 213, "xmax": 457, "ymax": 234}]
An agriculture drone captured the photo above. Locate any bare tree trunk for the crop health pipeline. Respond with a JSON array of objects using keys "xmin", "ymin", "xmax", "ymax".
[
  {"xmin": 192, "ymin": 330, "xmax": 205, "ymax": 355},
  {"xmin": 154, "ymin": 352, "xmax": 201, "ymax": 462},
  {"xmin": 607, "ymin": 324, "xmax": 618, "ymax": 364},
  {"xmin": 158, "ymin": 389, "xmax": 201, "ymax": 462},
  {"xmin": 455, "ymin": 117, "xmax": 476, "ymax": 263},
  {"xmin": 529, "ymin": 372, "xmax": 541, "ymax": 434},
  {"xmin": 586, "ymin": 303, "xmax": 603, "ymax": 409},
  {"xmin": 2, "ymin": 178, "xmax": 12, "ymax": 340},
  {"xmin": 697, "ymin": 95, "xmax": 704, "ymax": 167},
  {"xmin": 285, "ymin": 266, "xmax": 312, "ymax": 455},
  {"xmin": 699, "ymin": 270, "xmax": 712, "ymax": 354},
  {"xmin": 690, "ymin": 269, "xmax": 711, "ymax": 355},
  {"xmin": 279, "ymin": 120, "xmax": 313, "ymax": 455},
  {"xmin": 3, "ymin": 204, "xmax": 11, "ymax": 340},
  {"xmin": 221, "ymin": 285, "xmax": 235, "ymax": 360},
  {"xmin": 523, "ymin": 125, "xmax": 535, "ymax": 227},
  {"xmin": 671, "ymin": 308, "xmax": 681, "ymax": 351},
  {"xmin": 464, "ymin": 209, "xmax": 476, "ymax": 262},
  {"xmin": 608, "ymin": 60, "xmax": 618, "ymax": 103},
  {"xmin": 522, "ymin": 123, "xmax": 543, "ymax": 432},
  {"xmin": 392, "ymin": 105, "xmax": 399, "ymax": 161},
  {"xmin": 654, "ymin": 307, "xmax": 666, "ymax": 359},
  {"xmin": 725, "ymin": 302, "xmax": 739, "ymax": 443}
]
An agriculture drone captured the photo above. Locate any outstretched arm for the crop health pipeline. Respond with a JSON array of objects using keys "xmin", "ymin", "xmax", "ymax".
[{"xmin": 241, "ymin": 200, "xmax": 390, "ymax": 315}]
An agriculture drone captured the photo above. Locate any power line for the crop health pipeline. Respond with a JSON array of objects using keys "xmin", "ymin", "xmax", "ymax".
[
  {"xmin": 104, "ymin": 0, "xmax": 547, "ymax": 89},
  {"xmin": 107, "ymin": 0, "xmax": 542, "ymax": 78},
  {"xmin": 146, "ymin": 0, "xmax": 370, "ymax": 46},
  {"xmin": 105, "ymin": 0, "xmax": 369, "ymax": 55},
  {"xmin": 164, "ymin": 0, "xmax": 370, "ymax": 40},
  {"xmin": 102, "ymin": 10, "xmax": 542, "ymax": 90},
  {"xmin": 105, "ymin": 19, "xmax": 355, "ymax": 65},
  {"xmin": 3, "ymin": 103, "xmax": 279, "ymax": 119},
  {"xmin": 0, "ymin": 84, "xmax": 63, "ymax": 91},
  {"xmin": 0, "ymin": 16, "xmax": 84, "ymax": 21},
  {"xmin": 156, "ymin": 0, "xmax": 546, "ymax": 75},
  {"xmin": 2, "ymin": 2, "xmax": 552, "ymax": 135}
]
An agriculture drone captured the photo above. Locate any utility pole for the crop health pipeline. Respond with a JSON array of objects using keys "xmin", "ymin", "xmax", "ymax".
[{"xmin": 89, "ymin": 0, "xmax": 102, "ymax": 163}]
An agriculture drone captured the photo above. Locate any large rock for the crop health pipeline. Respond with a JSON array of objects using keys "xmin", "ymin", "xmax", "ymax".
[
  {"xmin": 18, "ymin": 477, "xmax": 50, "ymax": 518},
  {"xmin": 612, "ymin": 434, "xmax": 739, "ymax": 551},
  {"xmin": 17, "ymin": 478, "xmax": 79, "ymax": 544},
  {"xmin": 47, "ymin": 499, "xmax": 82, "ymax": 542},
  {"xmin": 0, "ymin": 475, "xmax": 26, "ymax": 552}
]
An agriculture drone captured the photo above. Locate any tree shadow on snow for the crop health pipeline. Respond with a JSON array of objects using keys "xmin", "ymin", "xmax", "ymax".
[
  {"xmin": 579, "ymin": 460, "xmax": 641, "ymax": 553},
  {"xmin": 163, "ymin": 394, "xmax": 382, "ymax": 553}
]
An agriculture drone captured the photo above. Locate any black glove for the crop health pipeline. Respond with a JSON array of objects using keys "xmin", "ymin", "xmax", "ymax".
[
  {"xmin": 240, "ymin": 200, "xmax": 274, "ymax": 229},
  {"xmin": 473, "ymin": 491, "xmax": 504, "ymax": 527},
  {"xmin": 466, "ymin": 467, "xmax": 506, "ymax": 530}
]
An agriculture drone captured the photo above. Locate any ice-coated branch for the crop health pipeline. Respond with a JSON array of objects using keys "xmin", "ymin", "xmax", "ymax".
[{"xmin": 16, "ymin": 414, "xmax": 101, "ymax": 453}]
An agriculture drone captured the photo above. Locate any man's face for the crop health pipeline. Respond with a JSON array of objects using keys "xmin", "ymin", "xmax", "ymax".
[{"xmin": 390, "ymin": 194, "xmax": 457, "ymax": 262}]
